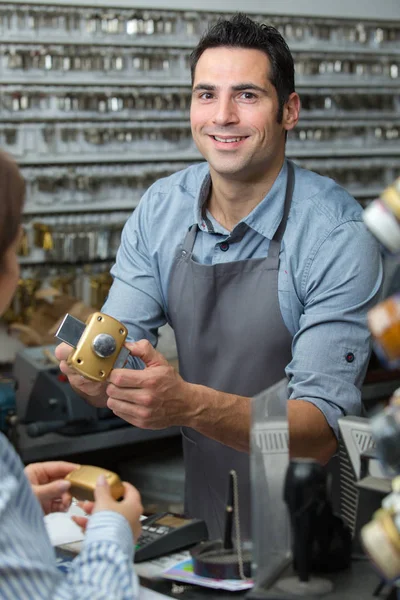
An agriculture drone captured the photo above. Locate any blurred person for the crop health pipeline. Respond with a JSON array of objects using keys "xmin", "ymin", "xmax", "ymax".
[{"xmin": 0, "ymin": 150, "xmax": 143, "ymax": 600}]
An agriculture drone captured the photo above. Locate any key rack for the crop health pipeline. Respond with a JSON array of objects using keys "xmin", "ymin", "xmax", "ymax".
[{"xmin": 0, "ymin": 0, "xmax": 399, "ymax": 330}]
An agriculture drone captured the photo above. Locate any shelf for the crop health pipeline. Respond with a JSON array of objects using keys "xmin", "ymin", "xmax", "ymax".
[
  {"xmin": 0, "ymin": 77, "xmax": 191, "ymax": 86},
  {"xmin": 0, "ymin": 113, "xmax": 189, "ymax": 123},
  {"xmin": 16, "ymin": 150, "xmax": 201, "ymax": 165},
  {"xmin": 4, "ymin": 0, "xmax": 400, "ymax": 21},
  {"xmin": 2, "ymin": 34, "xmax": 400, "ymax": 56},
  {"xmin": 0, "ymin": 76, "xmax": 399, "ymax": 88},
  {"xmin": 0, "ymin": 34, "xmax": 195, "ymax": 49},
  {"xmin": 14, "ymin": 145, "xmax": 400, "ymax": 166},
  {"xmin": 23, "ymin": 199, "xmax": 140, "ymax": 215}
]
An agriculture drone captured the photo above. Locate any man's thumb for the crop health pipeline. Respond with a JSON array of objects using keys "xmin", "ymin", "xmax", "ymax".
[
  {"xmin": 35, "ymin": 479, "xmax": 71, "ymax": 501},
  {"xmin": 94, "ymin": 474, "xmax": 111, "ymax": 503},
  {"xmin": 125, "ymin": 340, "xmax": 168, "ymax": 368}
]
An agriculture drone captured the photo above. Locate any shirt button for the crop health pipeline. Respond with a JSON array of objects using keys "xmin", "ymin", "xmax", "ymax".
[
  {"xmin": 345, "ymin": 352, "xmax": 355, "ymax": 363},
  {"xmin": 220, "ymin": 242, "xmax": 229, "ymax": 252}
]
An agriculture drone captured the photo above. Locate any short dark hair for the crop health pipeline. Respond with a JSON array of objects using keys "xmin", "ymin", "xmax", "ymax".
[
  {"xmin": 0, "ymin": 151, "xmax": 25, "ymax": 270},
  {"xmin": 189, "ymin": 13, "xmax": 295, "ymax": 123}
]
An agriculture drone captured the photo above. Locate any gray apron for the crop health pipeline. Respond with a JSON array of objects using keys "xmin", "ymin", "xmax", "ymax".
[{"xmin": 167, "ymin": 162, "xmax": 294, "ymax": 540}]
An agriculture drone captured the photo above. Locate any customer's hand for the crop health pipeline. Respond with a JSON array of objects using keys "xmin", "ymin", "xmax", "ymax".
[
  {"xmin": 72, "ymin": 476, "xmax": 143, "ymax": 541},
  {"xmin": 24, "ymin": 461, "xmax": 79, "ymax": 514},
  {"xmin": 55, "ymin": 342, "xmax": 108, "ymax": 407}
]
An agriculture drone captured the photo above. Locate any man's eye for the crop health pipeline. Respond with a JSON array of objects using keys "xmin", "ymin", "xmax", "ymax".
[
  {"xmin": 241, "ymin": 92, "xmax": 256, "ymax": 100},
  {"xmin": 200, "ymin": 92, "xmax": 213, "ymax": 100}
]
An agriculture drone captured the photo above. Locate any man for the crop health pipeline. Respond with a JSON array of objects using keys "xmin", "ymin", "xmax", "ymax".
[{"xmin": 57, "ymin": 14, "xmax": 382, "ymax": 540}]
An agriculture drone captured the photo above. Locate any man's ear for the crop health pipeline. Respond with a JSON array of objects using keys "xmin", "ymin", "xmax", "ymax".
[{"xmin": 283, "ymin": 92, "xmax": 300, "ymax": 131}]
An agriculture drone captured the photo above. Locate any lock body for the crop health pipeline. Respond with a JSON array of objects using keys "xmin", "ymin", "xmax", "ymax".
[{"xmin": 56, "ymin": 312, "xmax": 129, "ymax": 381}]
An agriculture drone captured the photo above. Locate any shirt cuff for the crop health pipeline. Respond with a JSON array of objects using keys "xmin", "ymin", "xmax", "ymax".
[{"xmin": 84, "ymin": 511, "xmax": 134, "ymax": 561}]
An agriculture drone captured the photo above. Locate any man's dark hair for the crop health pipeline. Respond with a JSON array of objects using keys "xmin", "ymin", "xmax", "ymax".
[{"xmin": 189, "ymin": 13, "xmax": 295, "ymax": 123}]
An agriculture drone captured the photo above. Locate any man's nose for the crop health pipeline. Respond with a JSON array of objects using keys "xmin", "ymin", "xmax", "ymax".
[{"xmin": 212, "ymin": 98, "xmax": 239, "ymax": 126}]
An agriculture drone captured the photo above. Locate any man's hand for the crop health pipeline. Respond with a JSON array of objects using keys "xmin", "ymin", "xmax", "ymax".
[
  {"xmin": 55, "ymin": 342, "xmax": 108, "ymax": 407},
  {"xmin": 106, "ymin": 340, "xmax": 195, "ymax": 429},
  {"xmin": 72, "ymin": 477, "xmax": 143, "ymax": 542},
  {"xmin": 24, "ymin": 461, "xmax": 80, "ymax": 515}
]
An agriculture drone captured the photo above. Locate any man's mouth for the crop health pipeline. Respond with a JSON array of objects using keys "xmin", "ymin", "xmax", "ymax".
[{"xmin": 211, "ymin": 135, "xmax": 248, "ymax": 143}]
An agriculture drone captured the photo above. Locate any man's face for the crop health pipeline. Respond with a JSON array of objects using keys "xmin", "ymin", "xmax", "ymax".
[{"xmin": 190, "ymin": 47, "xmax": 295, "ymax": 181}]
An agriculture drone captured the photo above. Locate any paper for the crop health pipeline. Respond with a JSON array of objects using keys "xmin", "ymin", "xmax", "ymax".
[
  {"xmin": 44, "ymin": 512, "xmax": 85, "ymax": 547},
  {"xmin": 162, "ymin": 558, "xmax": 253, "ymax": 591},
  {"xmin": 135, "ymin": 551, "xmax": 191, "ymax": 580},
  {"xmin": 47, "ymin": 510, "xmax": 252, "ymax": 591},
  {"xmin": 139, "ymin": 586, "xmax": 174, "ymax": 600}
]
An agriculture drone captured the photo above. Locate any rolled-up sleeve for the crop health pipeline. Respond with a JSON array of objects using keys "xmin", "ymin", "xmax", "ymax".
[{"xmin": 286, "ymin": 220, "xmax": 383, "ymax": 438}]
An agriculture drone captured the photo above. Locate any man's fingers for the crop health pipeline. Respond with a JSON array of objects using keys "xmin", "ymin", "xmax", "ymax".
[
  {"xmin": 107, "ymin": 397, "xmax": 149, "ymax": 419},
  {"xmin": 125, "ymin": 340, "xmax": 168, "ymax": 368},
  {"xmin": 106, "ymin": 384, "xmax": 150, "ymax": 402},
  {"xmin": 107, "ymin": 364, "xmax": 168, "ymax": 389},
  {"xmin": 55, "ymin": 343, "xmax": 72, "ymax": 361}
]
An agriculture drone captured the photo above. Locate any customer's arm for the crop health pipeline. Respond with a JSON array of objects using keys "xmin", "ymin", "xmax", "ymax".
[{"xmin": 0, "ymin": 433, "xmax": 140, "ymax": 600}]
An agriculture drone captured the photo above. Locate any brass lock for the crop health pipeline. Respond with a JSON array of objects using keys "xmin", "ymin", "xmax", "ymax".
[
  {"xmin": 55, "ymin": 312, "xmax": 130, "ymax": 382},
  {"xmin": 66, "ymin": 465, "xmax": 124, "ymax": 501}
]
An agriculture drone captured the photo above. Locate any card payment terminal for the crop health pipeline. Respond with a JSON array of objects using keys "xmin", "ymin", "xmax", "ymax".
[{"xmin": 134, "ymin": 512, "xmax": 208, "ymax": 563}]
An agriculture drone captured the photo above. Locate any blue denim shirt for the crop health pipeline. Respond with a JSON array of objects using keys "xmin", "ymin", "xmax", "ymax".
[{"xmin": 103, "ymin": 159, "xmax": 383, "ymax": 437}]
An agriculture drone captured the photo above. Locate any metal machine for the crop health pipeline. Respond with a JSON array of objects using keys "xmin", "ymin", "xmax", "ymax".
[{"xmin": 10, "ymin": 344, "xmax": 178, "ymax": 462}]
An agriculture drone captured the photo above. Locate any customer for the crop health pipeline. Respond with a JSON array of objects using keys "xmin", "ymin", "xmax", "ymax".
[{"xmin": 0, "ymin": 150, "xmax": 143, "ymax": 600}]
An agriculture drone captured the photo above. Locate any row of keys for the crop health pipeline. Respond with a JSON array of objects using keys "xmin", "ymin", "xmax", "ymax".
[
  {"xmin": 0, "ymin": 87, "xmax": 190, "ymax": 114},
  {"xmin": 3, "ymin": 47, "xmax": 183, "ymax": 74},
  {"xmin": 1, "ymin": 87, "xmax": 398, "ymax": 118},
  {"xmin": 17, "ymin": 159, "xmax": 398, "ymax": 213},
  {"xmin": 1, "ymin": 121, "xmax": 195, "ymax": 159},
  {"xmin": 21, "ymin": 162, "xmax": 189, "ymax": 209},
  {"xmin": 3, "ymin": 264, "xmax": 114, "ymax": 324},
  {"xmin": 2, "ymin": 46, "xmax": 399, "ymax": 81},
  {"xmin": 20, "ymin": 213, "xmax": 131, "ymax": 263},
  {"xmin": 3, "ymin": 121, "xmax": 400, "ymax": 161},
  {"xmin": 1, "ymin": 6, "xmax": 399, "ymax": 48}
]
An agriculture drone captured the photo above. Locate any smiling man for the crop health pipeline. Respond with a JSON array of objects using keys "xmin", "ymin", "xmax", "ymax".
[{"xmin": 56, "ymin": 14, "xmax": 382, "ymax": 540}]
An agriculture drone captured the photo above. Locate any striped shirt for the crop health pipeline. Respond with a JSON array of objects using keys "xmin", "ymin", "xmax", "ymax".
[{"xmin": 0, "ymin": 433, "xmax": 139, "ymax": 599}]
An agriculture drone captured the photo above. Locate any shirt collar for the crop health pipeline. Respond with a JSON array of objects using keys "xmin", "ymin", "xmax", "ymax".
[{"xmin": 193, "ymin": 159, "xmax": 289, "ymax": 240}]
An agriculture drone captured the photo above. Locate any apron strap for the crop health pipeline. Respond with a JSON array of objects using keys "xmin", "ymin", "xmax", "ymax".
[
  {"xmin": 268, "ymin": 160, "xmax": 295, "ymax": 259},
  {"xmin": 181, "ymin": 224, "xmax": 198, "ymax": 254}
]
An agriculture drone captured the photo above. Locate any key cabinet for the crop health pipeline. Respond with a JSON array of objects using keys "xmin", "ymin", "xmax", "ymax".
[{"xmin": 0, "ymin": 0, "xmax": 399, "ymax": 362}]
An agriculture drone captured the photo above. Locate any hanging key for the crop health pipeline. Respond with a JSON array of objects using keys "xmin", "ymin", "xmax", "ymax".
[{"xmin": 33, "ymin": 223, "xmax": 53, "ymax": 251}]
